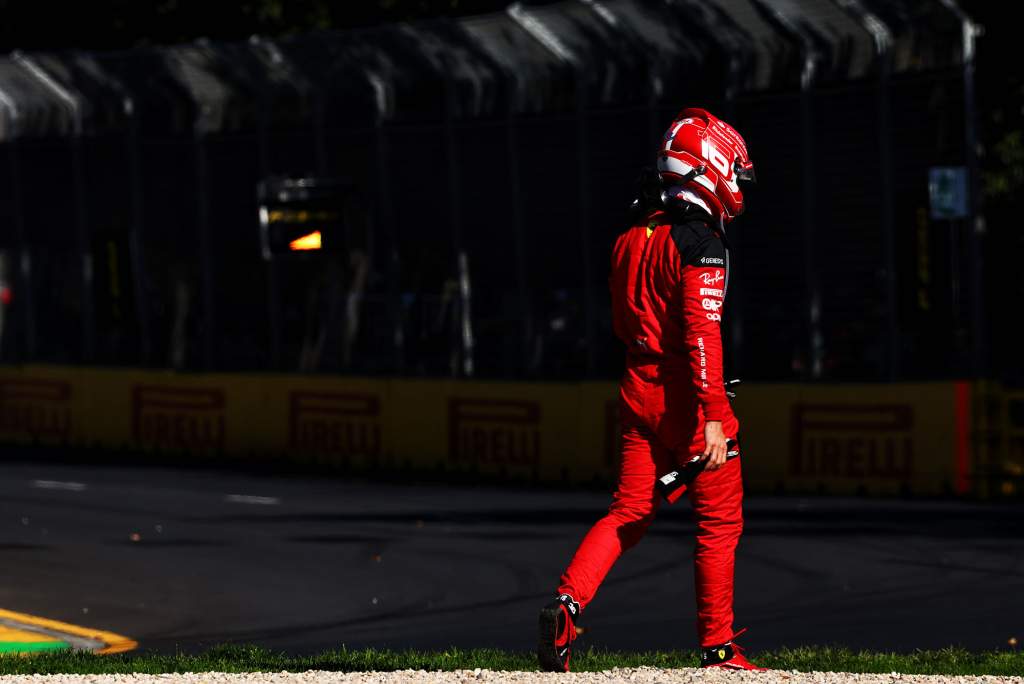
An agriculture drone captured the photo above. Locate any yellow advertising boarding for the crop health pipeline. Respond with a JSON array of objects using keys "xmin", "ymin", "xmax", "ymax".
[
  {"xmin": 733, "ymin": 383, "xmax": 971, "ymax": 496},
  {"xmin": 0, "ymin": 365, "xmax": 978, "ymax": 495}
]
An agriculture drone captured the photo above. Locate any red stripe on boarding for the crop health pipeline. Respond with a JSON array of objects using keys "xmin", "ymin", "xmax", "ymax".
[{"xmin": 954, "ymin": 381, "xmax": 971, "ymax": 496}]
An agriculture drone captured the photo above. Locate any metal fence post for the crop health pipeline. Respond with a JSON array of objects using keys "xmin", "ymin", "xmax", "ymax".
[
  {"xmin": 877, "ymin": 54, "xmax": 899, "ymax": 380},
  {"xmin": 70, "ymin": 135, "xmax": 95, "ymax": 361},
  {"xmin": 506, "ymin": 108, "xmax": 532, "ymax": 376},
  {"xmin": 0, "ymin": 86, "xmax": 36, "ymax": 361},
  {"xmin": 265, "ymin": 196, "xmax": 284, "ymax": 373},
  {"xmin": 15, "ymin": 54, "xmax": 96, "ymax": 362},
  {"xmin": 508, "ymin": 6, "xmax": 596, "ymax": 377},
  {"xmin": 126, "ymin": 98, "xmax": 152, "ymax": 365},
  {"xmin": 575, "ymin": 70, "xmax": 597, "ymax": 376},
  {"xmin": 800, "ymin": 70, "xmax": 824, "ymax": 379},
  {"xmin": 960, "ymin": 14, "xmax": 986, "ymax": 378},
  {"xmin": 312, "ymin": 86, "xmax": 328, "ymax": 178},
  {"xmin": 369, "ymin": 75, "xmax": 403, "ymax": 375},
  {"xmin": 847, "ymin": 6, "xmax": 901, "ymax": 380},
  {"xmin": 4, "ymin": 140, "xmax": 37, "ymax": 360},
  {"xmin": 441, "ymin": 56, "xmax": 473, "ymax": 378},
  {"xmin": 195, "ymin": 134, "xmax": 216, "ymax": 369},
  {"xmin": 257, "ymin": 82, "xmax": 282, "ymax": 370}
]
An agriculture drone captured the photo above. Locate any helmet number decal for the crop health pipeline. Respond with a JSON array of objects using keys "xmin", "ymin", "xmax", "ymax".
[{"xmin": 701, "ymin": 138, "xmax": 733, "ymax": 179}]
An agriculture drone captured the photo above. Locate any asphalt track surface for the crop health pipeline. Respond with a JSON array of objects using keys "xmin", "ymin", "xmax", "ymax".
[{"xmin": 1, "ymin": 458, "xmax": 1022, "ymax": 655}]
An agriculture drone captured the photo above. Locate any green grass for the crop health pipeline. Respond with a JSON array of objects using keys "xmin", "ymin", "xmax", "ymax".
[
  {"xmin": 0, "ymin": 645, "xmax": 1022, "ymax": 676},
  {"xmin": 0, "ymin": 642, "xmax": 70, "ymax": 655}
]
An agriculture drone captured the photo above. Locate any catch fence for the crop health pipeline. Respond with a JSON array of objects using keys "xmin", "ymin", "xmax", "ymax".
[{"xmin": 0, "ymin": 0, "xmax": 981, "ymax": 383}]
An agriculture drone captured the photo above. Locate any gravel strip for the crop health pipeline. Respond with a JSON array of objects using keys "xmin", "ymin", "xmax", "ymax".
[{"xmin": 2, "ymin": 670, "xmax": 1022, "ymax": 684}]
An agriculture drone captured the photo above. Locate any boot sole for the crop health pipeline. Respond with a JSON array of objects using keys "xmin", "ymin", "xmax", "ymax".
[{"xmin": 537, "ymin": 604, "xmax": 569, "ymax": 672}]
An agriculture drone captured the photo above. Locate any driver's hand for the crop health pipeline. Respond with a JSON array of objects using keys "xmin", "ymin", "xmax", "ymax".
[{"xmin": 702, "ymin": 421, "xmax": 728, "ymax": 471}]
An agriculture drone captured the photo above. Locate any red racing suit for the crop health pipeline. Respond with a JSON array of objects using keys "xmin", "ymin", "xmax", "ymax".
[{"xmin": 556, "ymin": 208, "xmax": 744, "ymax": 647}]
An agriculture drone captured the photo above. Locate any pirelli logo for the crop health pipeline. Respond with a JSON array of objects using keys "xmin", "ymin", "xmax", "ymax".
[
  {"xmin": 0, "ymin": 378, "xmax": 72, "ymax": 441},
  {"xmin": 132, "ymin": 385, "xmax": 225, "ymax": 450},
  {"xmin": 790, "ymin": 404, "xmax": 913, "ymax": 479},
  {"xmin": 449, "ymin": 399, "xmax": 541, "ymax": 467},
  {"xmin": 289, "ymin": 392, "xmax": 381, "ymax": 458}
]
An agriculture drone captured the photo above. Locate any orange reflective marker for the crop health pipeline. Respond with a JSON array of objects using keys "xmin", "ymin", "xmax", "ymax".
[{"xmin": 289, "ymin": 231, "xmax": 322, "ymax": 251}]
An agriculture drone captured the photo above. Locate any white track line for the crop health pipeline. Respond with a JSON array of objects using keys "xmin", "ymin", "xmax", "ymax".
[
  {"xmin": 224, "ymin": 494, "xmax": 280, "ymax": 506},
  {"xmin": 31, "ymin": 480, "xmax": 87, "ymax": 492}
]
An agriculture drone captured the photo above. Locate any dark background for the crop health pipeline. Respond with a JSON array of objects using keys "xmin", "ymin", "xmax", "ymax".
[
  {"xmin": 1, "ymin": 2, "xmax": 512, "ymax": 50},
  {"xmin": 0, "ymin": 0, "xmax": 1018, "ymax": 385}
]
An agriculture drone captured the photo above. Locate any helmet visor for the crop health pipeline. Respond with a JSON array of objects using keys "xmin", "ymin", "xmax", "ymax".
[{"xmin": 734, "ymin": 159, "xmax": 756, "ymax": 184}]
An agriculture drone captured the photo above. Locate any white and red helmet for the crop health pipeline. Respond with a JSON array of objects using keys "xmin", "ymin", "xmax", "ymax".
[{"xmin": 657, "ymin": 108, "xmax": 755, "ymax": 223}]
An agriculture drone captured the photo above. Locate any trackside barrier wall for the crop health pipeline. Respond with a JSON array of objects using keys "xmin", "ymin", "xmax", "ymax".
[
  {"xmin": 971, "ymin": 382, "xmax": 1024, "ymax": 498},
  {"xmin": 0, "ymin": 365, "xmax": 983, "ymax": 496}
]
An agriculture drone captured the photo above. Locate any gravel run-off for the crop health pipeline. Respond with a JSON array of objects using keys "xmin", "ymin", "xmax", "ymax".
[{"xmin": 2, "ymin": 670, "xmax": 1023, "ymax": 684}]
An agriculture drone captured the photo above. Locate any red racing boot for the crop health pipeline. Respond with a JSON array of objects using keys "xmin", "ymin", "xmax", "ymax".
[
  {"xmin": 700, "ymin": 630, "xmax": 767, "ymax": 672},
  {"xmin": 537, "ymin": 594, "xmax": 579, "ymax": 672}
]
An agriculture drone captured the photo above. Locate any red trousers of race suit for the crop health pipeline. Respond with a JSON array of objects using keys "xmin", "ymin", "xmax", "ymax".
[{"xmin": 556, "ymin": 361, "xmax": 744, "ymax": 647}]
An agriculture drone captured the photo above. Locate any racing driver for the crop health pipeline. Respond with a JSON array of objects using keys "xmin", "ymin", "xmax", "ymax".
[{"xmin": 538, "ymin": 108, "xmax": 763, "ymax": 672}]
